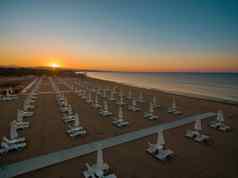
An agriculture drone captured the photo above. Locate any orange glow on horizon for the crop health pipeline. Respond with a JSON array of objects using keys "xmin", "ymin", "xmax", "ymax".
[
  {"xmin": 0, "ymin": 51, "xmax": 237, "ymax": 72},
  {"xmin": 50, "ymin": 63, "xmax": 60, "ymax": 68}
]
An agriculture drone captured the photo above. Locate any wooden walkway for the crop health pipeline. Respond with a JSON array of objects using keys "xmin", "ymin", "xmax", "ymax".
[
  {"xmin": 19, "ymin": 90, "xmax": 73, "ymax": 96},
  {"xmin": 20, "ymin": 78, "xmax": 38, "ymax": 94},
  {"xmin": 0, "ymin": 112, "xmax": 216, "ymax": 178}
]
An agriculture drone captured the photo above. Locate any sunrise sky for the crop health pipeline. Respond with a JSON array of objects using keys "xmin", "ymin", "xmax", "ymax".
[{"xmin": 0, "ymin": 0, "xmax": 237, "ymax": 72}]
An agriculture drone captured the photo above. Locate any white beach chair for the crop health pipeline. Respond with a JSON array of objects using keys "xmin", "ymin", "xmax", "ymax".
[
  {"xmin": 86, "ymin": 92, "xmax": 93, "ymax": 104},
  {"xmin": 18, "ymin": 109, "xmax": 34, "ymax": 118},
  {"xmin": 128, "ymin": 99, "xmax": 140, "ymax": 112},
  {"xmin": 127, "ymin": 90, "xmax": 133, "ymax": 99},
  {"xmin": 83, "ymin": 146, "xmax": 117, "ymax": 178},
  {"xmin": 81, "ymin": 90, "xmax": 88, "ymax": 99},
  {"xmin": 116, "ymin": 95, "xmax": 125, "ymax": 105},
  {"xmin": 63, "ymin": 113, "xmax": 78, "ymax": 123},
  {"xmin": 109, "ymin": 91, "xmax": 116, "ymax": 101},
  {"xmin": 14, "ymin": 114, "xmax": 30, "ymax": 128},
  {"xmin": 99, "ymin": 101, "xmax": 113, "ymax": 117},
  {"xmin": 60, "ymin": 104, "xmax": 72, "ymax": 113},
  {"xmin": 69, "ymin": 129, "xmax": 87, "ymax": 137},
  {"xmin": 66, "ymin": 114, "xmax": 87, "ymax": 137},
  {"xmin": 110, "ymin": 86, "xmax": 117, "ymax": 95},
  {"xmin": 119, "ymin": 89, "xmax": 124, "ymax": 98},
  {"xmin": 144, "ymin": 102, "xmax": 158, "ymax": 120},
  {"xmin": 96, "ymin": 88, "xmax": 102, "ymax": 96},
  {"xmin": 168, "ymin": 97, "xmax": 182, "ymax": 115},
  {"xmin": 58, "ymin": 98, "xmax": 68, "ymax": 107},
  {"xmin": 28, "ymin": 94, "xmax": 37, "ymax": 101},
  {"xmin": 185, "ymin": 119, "xmax": 210, "ymax": 143},
  {"xmin": 209, "ymin": 110, "xmax": 231, "ymax": 132},
  {"xmin": 137, "ymin": 92, "xmax": 145, "ymax": 103},
  {"xmin": 147, "ymin": 130, "xmax": 174, "ymax": 160},
  {"xmin": 102, "ymin": 89, "xmax": 107, "ymax": 98},
  {"xmin": 92, "ymin": 95, "xmax": 102, "ymax": 109},
  {"xmin": 112, "ymin": 106, "xmax": 129, "ymax": 128},
  {"xmin": 23, "ymin": 102, "xmax": 35, "ymax": 111},
  {"xmin": 152, "ymin": 96, "xmax": 160, "ymax": 108},
  {"xmin": 0, "ymin": 141, "xmax": 26, "ymax": 153},
  {"xmin": 2, "ymin": 122, "xmax": 26, "ymax": 146},
  {"xmin": 168, "ymin": 97, "xmax": 176, "ymax": 113}
]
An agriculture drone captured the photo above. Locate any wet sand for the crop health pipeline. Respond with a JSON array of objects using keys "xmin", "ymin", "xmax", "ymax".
[{"xmin": 0, "ymin": 76, "xmax": 237, "ymax": 178}]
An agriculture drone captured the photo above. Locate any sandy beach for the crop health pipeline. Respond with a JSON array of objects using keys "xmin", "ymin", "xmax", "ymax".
[{"xmin": 0, "ymin": 76, "xmax": 237, "ymax": 178}]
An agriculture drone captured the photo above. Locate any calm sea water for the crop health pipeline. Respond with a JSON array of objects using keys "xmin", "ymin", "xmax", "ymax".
[{"xmin": 87, "ymin": 72, "xmax": 238, "ymax": 103}]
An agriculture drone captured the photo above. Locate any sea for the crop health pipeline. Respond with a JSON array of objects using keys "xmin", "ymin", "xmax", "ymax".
[{"xmin": 87, "ymin": 72, "xmax": 238, "ymax": 103}]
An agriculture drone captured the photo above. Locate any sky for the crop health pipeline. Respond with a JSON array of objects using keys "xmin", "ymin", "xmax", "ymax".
[{"xmin": 0, "ymin": 0, "xmax": 237, "ymax": 72}]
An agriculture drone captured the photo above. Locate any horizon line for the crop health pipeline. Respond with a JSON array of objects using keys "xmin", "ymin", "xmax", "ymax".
[{"xmin": 0, "ymin": 65, "xmax": 237, "ymax": 74}]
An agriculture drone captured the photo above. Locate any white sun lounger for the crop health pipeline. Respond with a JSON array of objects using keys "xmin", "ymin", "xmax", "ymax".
[
  {"xmin": 0, "ymin": 142, "xmax": 26, "ymax": 153},
  {"xmin": 66, "ymin": 126, "xmax": 85, "ymax": 134},
  {"xmin": 92, "ymin": 103, "xmax": 102, "ymax": 109},
  {"xmin": 152, "ymin": 96, "xmax": 160, "ymax": 108},
  {"xmin": 146, "ymin": 130, "xmax": 174, "ymax": 160},
  {"xmin": 128, "ymin": 99, "xmax": 140, "ymax": 111},
  {"xmin": 14, "ymin": 121, "xmax": 30, "ymax": 129},
  {"xmin": 209, "ymin": 110, "xmax": 231, "ymax": 132},
  {"xmin": 194, "ymin": 134, "xmax": 210, "ymax": 142},
  {"xmin": 69, "ymin": 129, "xmax": 87, "ymax": 137},
  {"xmin": 112, "ymin": 106, "xmax": 129, "ymax": 128},
  {"xmin": 63, "ymin": 113, "xmax": 78, "ymax": 122},
  {"xmin": 18, "ymin": 110, "xmax": 34, "ymax": 118},
  {"xmin": 144, "ymin": 112, "xmax": 153, "ymax": 118},
  {"xmin": 60, "ymin": 105, "xmax": 72, "ymax": 113},
  {"xmin": 83, "ymin": 147, "xmax": 117, "ymax": 178},
  {"xmin": 168, "ymin": 97, "xmax": 183, "ymax": 115},
  {"xmin": 209, "ymin": 121, "xmax": 231, "ymax": 132},
  {"xmin": 147, "ymin": 145, "xmax": 174, "ymax": 160},
  {"xmin": 99, "ymin": 101, "xmax": 112, "ymax": 117},
  {"xmin": 128, "ymin": 105, "xmax": 140, "ymax": 112},
  {"xmin": 99, "ymin": 110, "xmax": 113, "ymax": 117},
  {"xmin": 2, "ymin": 136, "xmax": 26, "ymax": 144},
  {"xmin": 23, "ymin": 103, "xmax": 35, "ymax": 111},
  {"xmin": 144, "ymin": 102, "xmax": 158, "ymax": 120},
  {"xmin": 92, "ymin": 95, "xmax": 102, "ymax": 109},
  {"xmin": 112, "ymin": 119, "xmax": 129, "ymax": 128},
  {"xmin": 185, "ymin": 120, "xmax": 210, "ymax": 143}
]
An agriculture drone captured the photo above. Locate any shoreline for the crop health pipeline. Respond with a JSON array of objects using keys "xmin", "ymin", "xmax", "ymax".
[{"xmin": 87, "ymin": 76, "xmax": 238, "ymax": 106}]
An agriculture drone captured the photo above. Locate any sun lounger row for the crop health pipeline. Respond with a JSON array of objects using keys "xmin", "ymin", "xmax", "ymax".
[
  {"xmin": 185, "ymin": 110, "xmax": 231, "ymax": 144},
  {"xmin": 49, "ymin": 77, "xmax": 88, "ymax": 138},
  {"xmin": 56, "ymin": 93, "xmax": 87, "ymax": 137},
  {"xmin": 0, "ymin": 78, "xmax": 42, "ymax": 154},
  {"xmin": 147, "ymin": 110, "xmax": 231, "ymax": 162}
]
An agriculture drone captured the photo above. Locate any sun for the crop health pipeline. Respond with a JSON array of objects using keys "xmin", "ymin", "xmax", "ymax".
[{"xmin": 50, "ymin": 63, "xmax": 60, "ymax": 68}]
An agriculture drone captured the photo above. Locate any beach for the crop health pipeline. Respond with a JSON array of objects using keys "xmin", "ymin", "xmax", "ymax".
[{"xmin": 0, "ymin": 76, "xmax": 237, "ymax": 178}]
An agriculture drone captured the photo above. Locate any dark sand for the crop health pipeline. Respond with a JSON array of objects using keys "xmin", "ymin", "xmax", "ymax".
[{"xmin": 0, "ymin": 76, "xmax": 237, "ymax": 178}]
